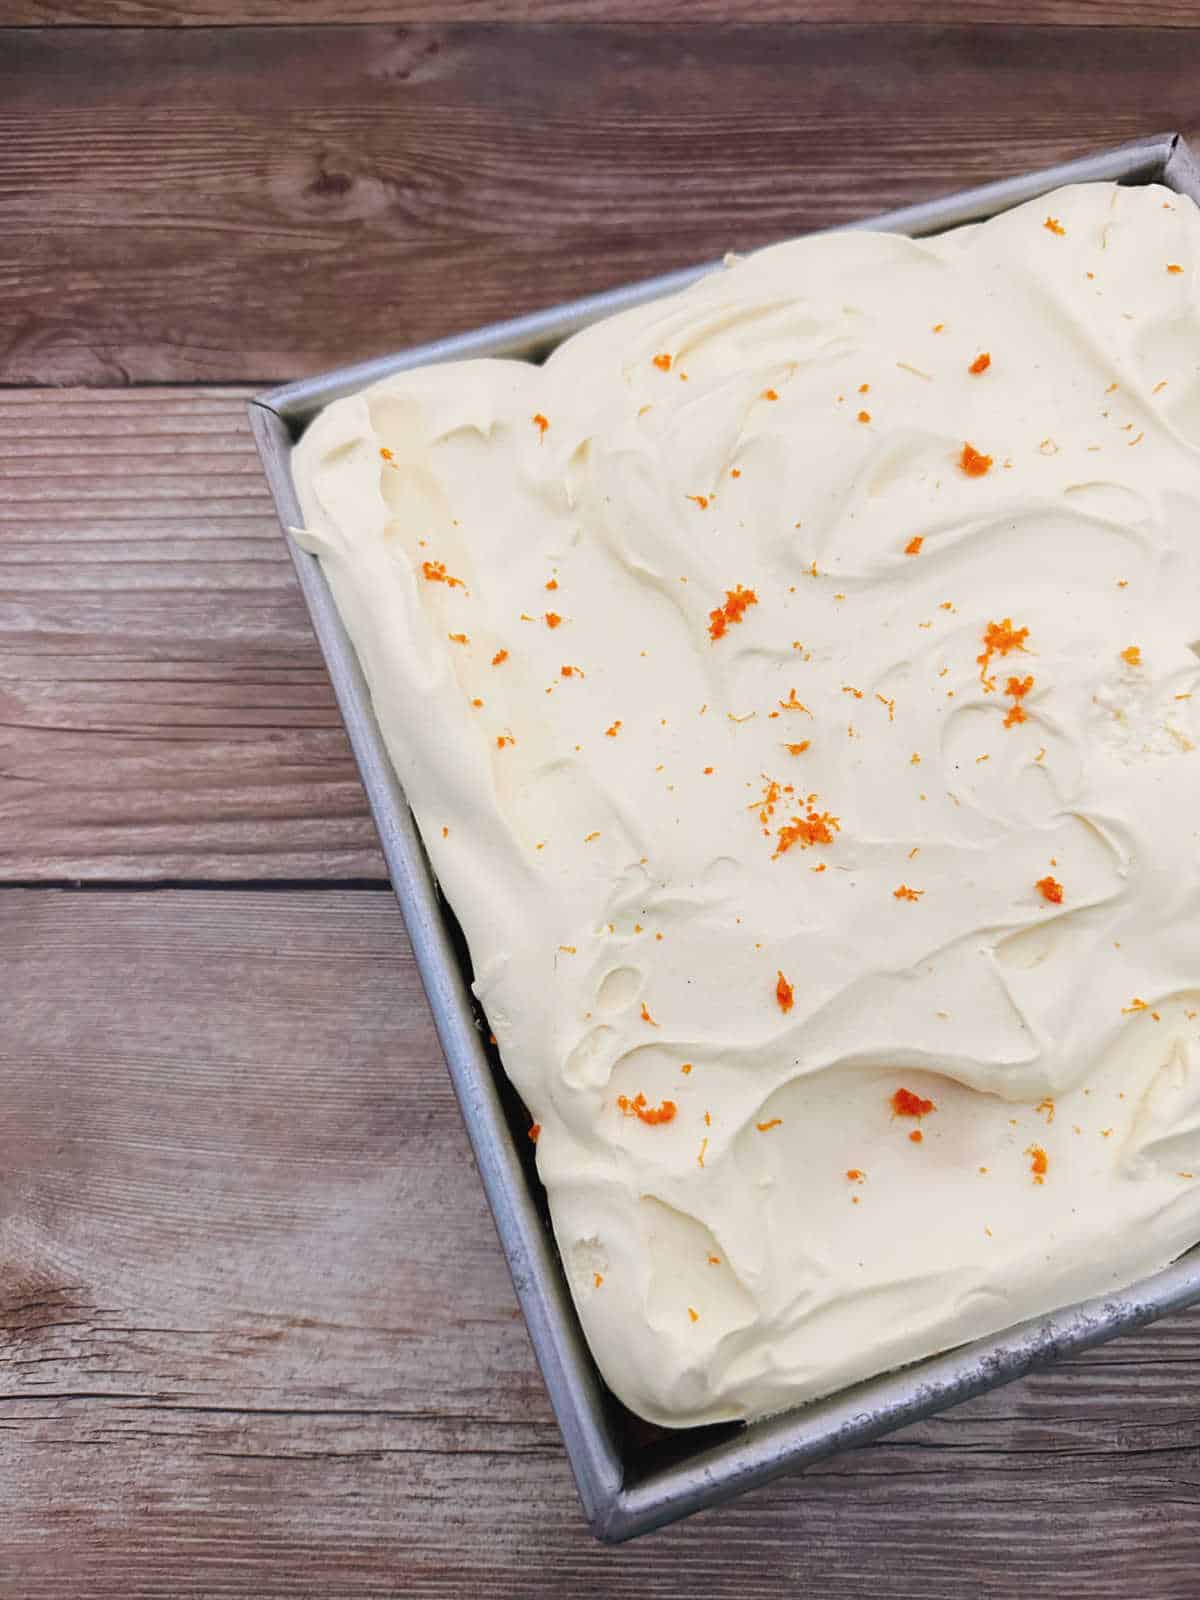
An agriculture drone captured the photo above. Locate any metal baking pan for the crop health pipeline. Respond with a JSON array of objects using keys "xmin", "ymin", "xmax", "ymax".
[{"xmin": 249, "ymin": 131, "xmax": 1200, "ymax": 1541}]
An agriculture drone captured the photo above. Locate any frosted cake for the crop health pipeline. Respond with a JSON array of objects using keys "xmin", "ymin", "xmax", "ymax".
[{"xmin": 293, "ymin": 182, "xmax": 1200, "ymax": 1427}]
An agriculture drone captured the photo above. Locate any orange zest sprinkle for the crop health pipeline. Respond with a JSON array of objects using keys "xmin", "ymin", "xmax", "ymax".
[
  {"xmin": 859, "ymin": 383, "xmax": 870, "ymax": 395},
  {"xmin": 1168, "ymin": 263, "xmax": 1184, "ymax": 274},
  {"xmin": 757, "ymin": 1118, "xmax": 783, "ymax": 1132},
  {"xmin": 617, "ymin": 1092, "xmax": 676, "ymax": 1126},
  {"xmin": 688, "ymin": 1307, "xmax": 699, "ymax": 1322},
  {"xmin": 496, "ymin": 733, "xmax": 515, "ymax": 749},
  {"xmin": 892, "ymin": 1087, "xmax": 935, "ymax": 1118},
  {"xmin": 687, "ymin": 494, "xmax": 710, "ymax": 510},
  {"xmin": 697, "ymin": 1138, "xmax": 707, "ymax": 1167},
  {"xmin": 594, "ymin": 1272, "xmax": 604, "ymax": 1288},
  {"xmin": 773, "ymin": 808, "xmax": 840, "ymax": 857},
  {"xmin": 544, "ymin": 612, "xmax": 562, "ymax": 629},
  {"xmin": 708, "ymin": 584, "xmax": 758, "ymax": 641},
  {"xmin": 471, "ymin": 698, "xmax": 483, "ymax": 708},
  {"xmin": 730, "ymin": 467, "xmax": 742, "ymax": 478},
  {"xmin": 977, "ymin": 617, "xmax": 1029, "ymax": 692},
  {"xmin": 968, "ymin": 352, "xmax": 992, "ymax": 375},
  {"xmin": 1044, "ymin": 217, "xmax": 1065, "ymax": 236},
  {"xmin": 560, "ymin": 664, "xmax": 583, "ymax": 678},
  {"xmin": 778, "ymin": 688, "xmax": 811, "ymax": 715},
  {"xmin": 528, "ymin": 1123, "xmax": 541, "ymax": 1143},
  {"xmin": 1037, "ymin": 1097, "xmax": 1056, "ymax": 1124},
  {"xmin": 491, "ymin": 649, "xmax": 509, "ymax": 667},
  {"xmin": 932, "ymin": 322, "xmax": 945, "ymax": 333},
  {"xmin": 1122, "ymin": 997, "xmax": 1148, "ymax": 1014},
  {"xmin": 846, "ymin": 1168, "xmax": 866, "ymax": 1182},
  {"xmin": 893, "ymin": 884, "xmax": 924, "ymax": 902},
  {"xmin": 857, "ymin": 410, "xmax": 871, "ymax": 423},
  {"xmin": 652, "ymin": 352, "xmax": 672, "ymax": 371},
  {"xmin": 784, "ymin": 741, "xmax": 810, "ymax": 756},
  {"xmin": 1028, "ymin": 1144, "xmax": 1049, "ymax": 1183},
  {"xmin": 762, "ymin": 388, "xmax": 780, "ymax": 401},
  {"xmin": 442, "ymin": 826, "xmax": 449, "ymax": 838},
  {"xmin": 959, "ymin": 441, "xmax": 994, "ymax": 477},
  {"xmin": 904, "ymin": 535, "xmax": 924, "ymax": 556},
  {"xmin": 422, "ymin": 559, "xmax": 466, "ymax": 589},
  {"xmin": 681, "ymin": 1063, "xmax": 693, "ymax": 1075},
  {"xmin": 1120, "ymin": 644, "xmax": 1142, "ymax": 667},
  {"xmin": 583, "ymin": 831, "xmax": 600, "ymax": 842},
  {"xmin": 775, "ymin": 971, "xmax": 795, "ymax": 1014},
  {"xmin": 379, "ymin": 446, "xmax": 394, "ymax": 461},
  {"xmin": 909, "ymin": 1129, "xmax": 924, "ymax": 1143},
  {"xmin": 640, "ymin": 1001, "xmax": 659, "ymax": 1027},
  {"xmin": 545, "ymin": 577, "xmax": 558, "ymax": 591},
  {"xmin": 1035, "ymin": 875, "xmax": 1064, "ymax": 904},
  {"xmin": 533, "ymin": 412, "xmax": 549, "ymax": 437},
  {"xmin": 605, "ymin": 720, "xmax": 622, "ymax": 738}
]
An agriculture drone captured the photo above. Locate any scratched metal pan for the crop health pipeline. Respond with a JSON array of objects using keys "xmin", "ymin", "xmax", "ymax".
[{"xmin": 250, "ymin": 132, "xmax": 1200, "ymax": 1541}]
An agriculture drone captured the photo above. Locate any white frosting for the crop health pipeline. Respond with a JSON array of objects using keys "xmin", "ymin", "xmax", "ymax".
[{"xmin": 293, "ymin": 181, "xmax": 1200, "ymax": 1428}]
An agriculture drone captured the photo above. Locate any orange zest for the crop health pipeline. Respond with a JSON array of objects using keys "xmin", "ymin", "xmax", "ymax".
[
  {"xmin": 892, "ymin": 1087, "xmax": 935, "ymax": 1118},
  {"xmin": 1044, "ymin": 217, "xmax": 1065, "ymax": 236},
  {"xmin": 447, "ymin": 632, "xmax": 469, "ymax": 645},
  {"xmin": 857, "ymin": 410, "xmax": 871, "ymax": 424},
  {"xmin": 491, "ymin": 649, "xmax": 509, "ymax": 667},
  {"xmin": 687, "ymin": 494, "xmax": 710, "ymax": 510},
  {"xmin": 496, "ymin": 733, "xmax": 515, "ymax": 749},
  {"xmin": 757, "ymin": 1118, "xmax": 783, "ymax": 1132},
  {"xmin": 544, "ymin": 612, "xmax": 562, "ymax": 629},
  {"xmin": 422, "ymin": 559, "xmax": 466, "ymax": 589},
  {"xmin": 1168, "ymin": 263, "xmax": 1184, "ymax": 274},
  {"xmin": 846, "ymin": 1168, "xmax": 866, "ymax": 1182},
  {"xmin": 605, "ymin": 720, "xmax": 622, "ymax": 738},
  {"xmin": 784, "ymin": 741, "xmax": 810, "ymax": 756},
  {"xmin": 1035, "ymin": 875, "xmax": 1064, "ymax": 905},
  {"xmin": 773, "ymin": 809, "xmax": 840, "ymax": 858},
  {"xmin": 528, "ymin": 1123, "xmax": 541, "ymax": 1143},
  {"xmin": 617, "ymin": 1092, "xmax": 676, "ymax": 1126},
  {"xmin": 1120, "ymin": 644, "xmax": 1142, "ymax": 667},
  {"xmin": 968, "ymin": 352, "xmax": 991, "ymax": 375},
  {"xmin": 904, "ymin": 535, "xmax": 924, "ymax": 556},
  {"xmin": 708, "ymin": 584, "xmax": 758, "ymax": 641},
  {"xmin": 778, "ymin": 688, "xmax": 811, "ymax": 715},
  {"xmin": 652, "ymin": 352, "xmax": 672, "ymax": 371},
  {"xmin": 959, "ymin": 441, "xmax": 994, "ymax": 477},
  {"xmin": 1028, "ymin": 1144, "xmax": 1049, "ymax": 1183},
  {"xmin": 640, "ymin": 1001, "xmax": 659, "ymax": 1027},
  {"xmin": 533, "ymin": 412, "xmax": 549, "ymax": 437},
  {"xmin": 893, "ymin": 884, "xmax": 923, "ymax": 902},
  {"xmin": 977, "ymin": 617, "xmax": 1029, "ymax": 692},
  {"xmin": 1002, "ymin": 672, "xmax": 1034, "ymax": 727},
  {"xmin": 775, "ymin": 971, "xmax": 795, "ymax": 1013}
]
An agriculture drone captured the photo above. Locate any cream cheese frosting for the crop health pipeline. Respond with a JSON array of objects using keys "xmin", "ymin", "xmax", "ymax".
[{"xmin": 292, "ymin": 181, "xmax": 1200, "ymax": 1428}]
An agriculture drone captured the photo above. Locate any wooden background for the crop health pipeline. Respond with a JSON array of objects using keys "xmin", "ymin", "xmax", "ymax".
[{"xmin": 5, "ymin": 6, "xmax": 1200, "ymax": 1594}]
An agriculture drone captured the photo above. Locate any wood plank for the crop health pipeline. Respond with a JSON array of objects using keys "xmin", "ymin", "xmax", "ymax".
[
  {"xmin": 3, "ymin": 885, "xmax": 1200, "ymax": 1595},
  {"xmin": 5, "ymin": 1, "xmax": 1200, "ymax": 26},
  {"xmin": 0, "ymin": 389, "xmax": 384, "ymax": 881},
  {"xmin": 2, "ymin": 25, "xmax": 1199, "ymax": 384}
]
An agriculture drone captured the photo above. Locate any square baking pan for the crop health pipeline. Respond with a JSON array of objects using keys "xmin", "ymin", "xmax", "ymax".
[{"xmin": 250, "ymin": 131, "xmax": 1200, "ymax": 1542}]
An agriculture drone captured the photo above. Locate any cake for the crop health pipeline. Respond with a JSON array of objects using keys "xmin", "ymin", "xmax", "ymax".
[{"xmin": 292, "ymin": 181, "xmax": 1200, "ymax": 1427}]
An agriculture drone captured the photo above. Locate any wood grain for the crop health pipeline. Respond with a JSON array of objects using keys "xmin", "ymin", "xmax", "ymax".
[
  {"xmin": 2, "ymin": 25, "xmax": 1199, "ymax": 384},
  {"xmin": 6, "ymin": 1, "xmax": 1200, "ymax": 25},
  {"xmin": 0, "ymin": 389, "xmax": 383, "ymax": 882},
  {"xmin": 3, "ymin": 886, "xmax": 1200, "ymax": 1596}
]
